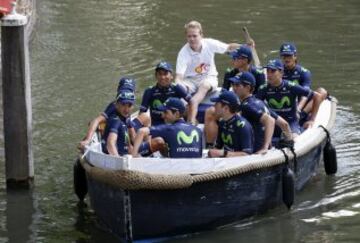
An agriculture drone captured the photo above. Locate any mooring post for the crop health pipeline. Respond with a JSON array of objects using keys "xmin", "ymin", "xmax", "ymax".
[{"xmin": 1, "ymin": 2, "xmax": 33, "ymax": 187}]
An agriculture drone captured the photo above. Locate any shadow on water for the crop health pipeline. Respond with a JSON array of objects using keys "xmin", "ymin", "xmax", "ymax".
[
  {"xmin": 73, "ymin": 201, "xmax": 119, "ymax": 243},
  {"xmin": 5, "ymin": 187, "xmax": 35, "ymax": 243}
]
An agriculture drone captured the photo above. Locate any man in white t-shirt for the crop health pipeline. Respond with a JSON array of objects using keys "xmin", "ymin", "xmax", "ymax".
[{"xmin": 175, "ymin": 20, "xmax": 241, "ymax": 124}]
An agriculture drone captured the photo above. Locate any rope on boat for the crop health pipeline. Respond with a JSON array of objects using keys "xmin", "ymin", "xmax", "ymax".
[
  {"xmin": 192, "ymin": 156, "xmax": 285, "ymax": 183},
  {"xmin": 80, "ymin": 99, "xmax": 337, "ymax": 190},
  {"xmin": 80, "ymin": 158, "xmax": 194, "ymax": 190}
]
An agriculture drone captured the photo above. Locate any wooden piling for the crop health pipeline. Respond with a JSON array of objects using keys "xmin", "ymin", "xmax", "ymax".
[{"xmin": 1, "ymin": 2, "xmax": 33, "ymax": 187}]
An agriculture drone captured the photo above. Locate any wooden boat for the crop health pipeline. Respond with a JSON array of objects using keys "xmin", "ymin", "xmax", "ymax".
[{"xmin": 74, "ymin": 97, "xmax": 337, "ymax": 241}]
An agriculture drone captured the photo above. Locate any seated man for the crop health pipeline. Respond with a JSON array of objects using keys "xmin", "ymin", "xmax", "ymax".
[
  {"xmin": 136, "ymin": 61, "xmax": 192, "ymax": 129},
  {"xmin": 229, "ymin": 72, "xmax": 275, "ymax": 154},
  {"xmin": 223, "ymin": 45, "xmax": 265, "ymax": 94},
  {"xmin": 132, "ymin": 98, "xmax": 203, "ymax": 158},
  {"xmin": 208, "ymin": 91, "xmax": 254, "ymax": 158},
  {"xmin": 279, "ymin": 42, "xmax": 328, "ymax": 125},
  {"xmin": 204, "ymin": 46, "xmax": 265, "ymax": 146},
  {"xmin": 102, "ymin": 90, "xmax": 136, "ymax": 156},
  {"xmin": 256, "ymin": 59, "xmax": 322, "ymax": 138},
  {"xmin": 175, "ymin": 20, "xmax": 242, "ymax": 125},
  {"xmin": 78, "ymin": 77, "xmax": 136, "ymax": 151}
]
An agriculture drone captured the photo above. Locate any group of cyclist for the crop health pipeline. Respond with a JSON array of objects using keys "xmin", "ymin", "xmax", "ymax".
[{"xmin": 78, "ymin": 20, "xmax": 328, "ymax": 159}]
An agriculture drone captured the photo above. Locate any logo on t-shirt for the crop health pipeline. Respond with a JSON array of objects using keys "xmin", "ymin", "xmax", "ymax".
[
  {"xmin": 269, "ymin": 96, "xmax": 291, "ymax": 109},
  {"xmin": 221, "ymin": 133, "xmax": 233, "ymax": 145},
  {"xmin": 152, "ymin": 99, "xmax": 163, "ymax": 109},
  {"xmin": 237, "ymin": 120, "xmax": 245, "ymax": 128},
  {"xmin": 177, "ymin": 130, "xmax": 199, "ymax": 145},
  {"xmin": 195, "ymin": 63, "xmax": 210, "ymax": 74}
]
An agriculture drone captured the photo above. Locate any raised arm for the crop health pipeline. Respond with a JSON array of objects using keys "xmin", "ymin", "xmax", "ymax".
[
  {"xmin": 242, "ymin": 27, "xmax": 261, "ymax": 67},
  {"xmin": 227, "ymin": 43, "xmax": 241, "ymax": 52}
]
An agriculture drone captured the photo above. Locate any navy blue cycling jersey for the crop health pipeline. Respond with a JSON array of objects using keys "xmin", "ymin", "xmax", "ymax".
[
  {"xmin": 215, "ymin": 114, "xmax": 253, "ymax": 154},
  {"xmin": 256, "ymin": 80, "xmax": 313, "ymax": 123},
  {"xmin": 102, "ymin": 101, "xmax": 117, "ymax": 120},
  {"xmin": 240, "ymin": 96, "xmax": 273, "ymax": 152},
  {"xmin": 222, "ymin": 66, "xmax": 265, "ymax": 94},
  {"xmin": 149, "ymin": 119, "xmax": 202, "ymax": 158},
  {"xmin": 102, "ymin": 102, "xmax": 133, "ymax": 128},
  {"xmin": 283, "ymin": 64, "xmax": 311, "ymax": 88},
  {"xmin": 101, "ymin": 115, "xmax": 130, "ymax": 155},
  {"xmin": 140, "ymin": 84, "xmax": 191, "ymax": 125}
]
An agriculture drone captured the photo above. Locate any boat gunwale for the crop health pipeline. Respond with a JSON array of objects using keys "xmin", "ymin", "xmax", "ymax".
[{"xmin": 80, "ymin": 97, "xmax": 337, "ymax": 190}]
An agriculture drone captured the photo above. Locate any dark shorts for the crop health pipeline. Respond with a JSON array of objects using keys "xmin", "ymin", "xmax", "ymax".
[
  {"xmin": 299, "ymin": 111, "xmax": 310, "ymax": 127},
  {"xmin": 131, "ymin": 118, "xmax": 144, "ymax": 132},
  {"xmin": 139, "ymin": 141, "xmax": 151, "ymax": 157},
  {"xmin": 196, "ymin": 103, "xmax": 213, "ymax": 124}
]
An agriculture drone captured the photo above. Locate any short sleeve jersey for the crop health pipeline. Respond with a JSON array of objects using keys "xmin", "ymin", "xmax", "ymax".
[
  {"xmin": 240, "ymin": 96, "xmax": 271, "ymax": 151},
  {"xmin": 222, "ymin": 66, "xmax": 266, "ymax": 94},
  {"xmin": 256, "ymin": 80, "xmax": 314, "ymax": 123},
  {"xmin": 101, "ymin": 102, "xmax": 133, "ymax": 128},
  {"xmin": 101, "ymin": 115, "xmax": 130, "ymax": 155},
  {"xmin": 216, "ymin": 114, "xmax": 253, "ymax": 154},
  {"xmin": 283, "ymin": 64, "xmax": 312, "ymax": 89},
  {"xmin": 102, "ymin": 102, "xmax": 117, "ymax": 120},
  {"xmin": 149, "ymin": 119, "xmax": 203, "ymax": 158},
  {"xmin": 176, "ymin": 38, "xmax": 229, "ymax": 79},
  {"xmin": 140, "ymin": 84, "xmax": 191, "ymax": 125}
]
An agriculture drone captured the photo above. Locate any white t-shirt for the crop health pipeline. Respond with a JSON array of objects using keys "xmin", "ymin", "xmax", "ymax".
[{"xmin": 176, "ymin": 38, "xmax": 229, "ymax": 80}]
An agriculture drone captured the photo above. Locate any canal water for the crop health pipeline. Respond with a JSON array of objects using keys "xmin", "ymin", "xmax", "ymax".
[{"xmin": 0, "ymin": 0, "xmax": 360, "ymax": 242}]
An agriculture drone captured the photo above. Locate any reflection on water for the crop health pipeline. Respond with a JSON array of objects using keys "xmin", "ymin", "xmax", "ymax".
[
  {"xmin": 0, "ymin": 0, "xmax": 359, "ymax": 242},
  {"xmin": 2, "ymin": 188, "xmax": 36, "ymax": 242}
]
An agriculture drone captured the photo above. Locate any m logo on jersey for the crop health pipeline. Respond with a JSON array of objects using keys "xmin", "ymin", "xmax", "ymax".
[
  {"xmin": 221, "ymin": 133, "xmax": 233, "ymax": 145},
  {"xmin": 152, "ymin": 99, "xmax": 163, "ymax": 109},
  {"xmin": 289, "ymin": 80, "xmax": 299, "ymax": 85},
  {"xmin": 269, "ymin": 96, "xmax": 291, "ymax": 109},
  {"xmin": 177, "ymin": 130, "xmax": 199, "ymax": 145},
  {"xmin": 237, "ymin": 120, "xmax": 245, "ymax": 128}
]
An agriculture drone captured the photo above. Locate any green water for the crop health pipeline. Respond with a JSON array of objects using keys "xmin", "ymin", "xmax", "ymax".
[{"xmin": 0, "ymin": 0, "xmax": 360, "ymax": 242}]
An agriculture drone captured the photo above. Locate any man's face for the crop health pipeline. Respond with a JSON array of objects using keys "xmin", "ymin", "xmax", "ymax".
[
  {"xmin": 266, "ymin": 68, "xmax": 283, "ymax": 86},
  {"xmin": 161, "ymin": 109, "xmax": 177, "ymax": 123},
  {"xmin": 232, "ymin": 83, "xmax": 248, "ymax": 99},
  {"xmin": 281, "ymin": 54, "xmax": 296, "ymax": 69},
  {"xmin": 186, "ymin": 27, "xmax": 202, "ymax": 50},
  {"xmin": 214, "ymin": 102, "xmax": 225, "ymax": 118},
  {"xmin": 116, "ymin": 102, "xmax": 134, "ymax": 117},
  {"xmin": 156, "ymin": 69, "xmax": 173, "ymax": 88},
  {"xmin": 232, "ymin": 57, "xmax": 248, "ymax": 70}
]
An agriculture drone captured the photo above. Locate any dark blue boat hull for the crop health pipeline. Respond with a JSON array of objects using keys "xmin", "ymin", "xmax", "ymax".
[{"xmin": 86, "ymin": 141, "xmax": 324, "ymax": 240}]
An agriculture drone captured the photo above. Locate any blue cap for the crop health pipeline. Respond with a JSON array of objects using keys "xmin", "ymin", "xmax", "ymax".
[
  {"xmin": 158, "ymin": 97, "xmax": 185, "ymax": 113},
  {"xmin": 210, "ymin": 90, "xmax": 240, "ymax": 109},
  {"xmin": 116, "ymin": 90, "xmax": 135, "ymax": 105},
  {"xmin": 265, "ymin": 59, "xmax": 284, "ymax": 71},
  {"xmin": 229, "ymin": 71, "xmax": 256, "ymax": 87},
  {"xmin": 280, "ymin": 43, "xmax": 297, "ymax": 56},
  {"xmin": 155, "ymin": 61, "xmax": 173, "ymax": 73},
  {"xmin": 117, "ymin": 77, "xmax": 136, "ymax": 93},
  {"xmin": 230, "ymin": 46, "xmax": 253, "ymax": 62}
]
